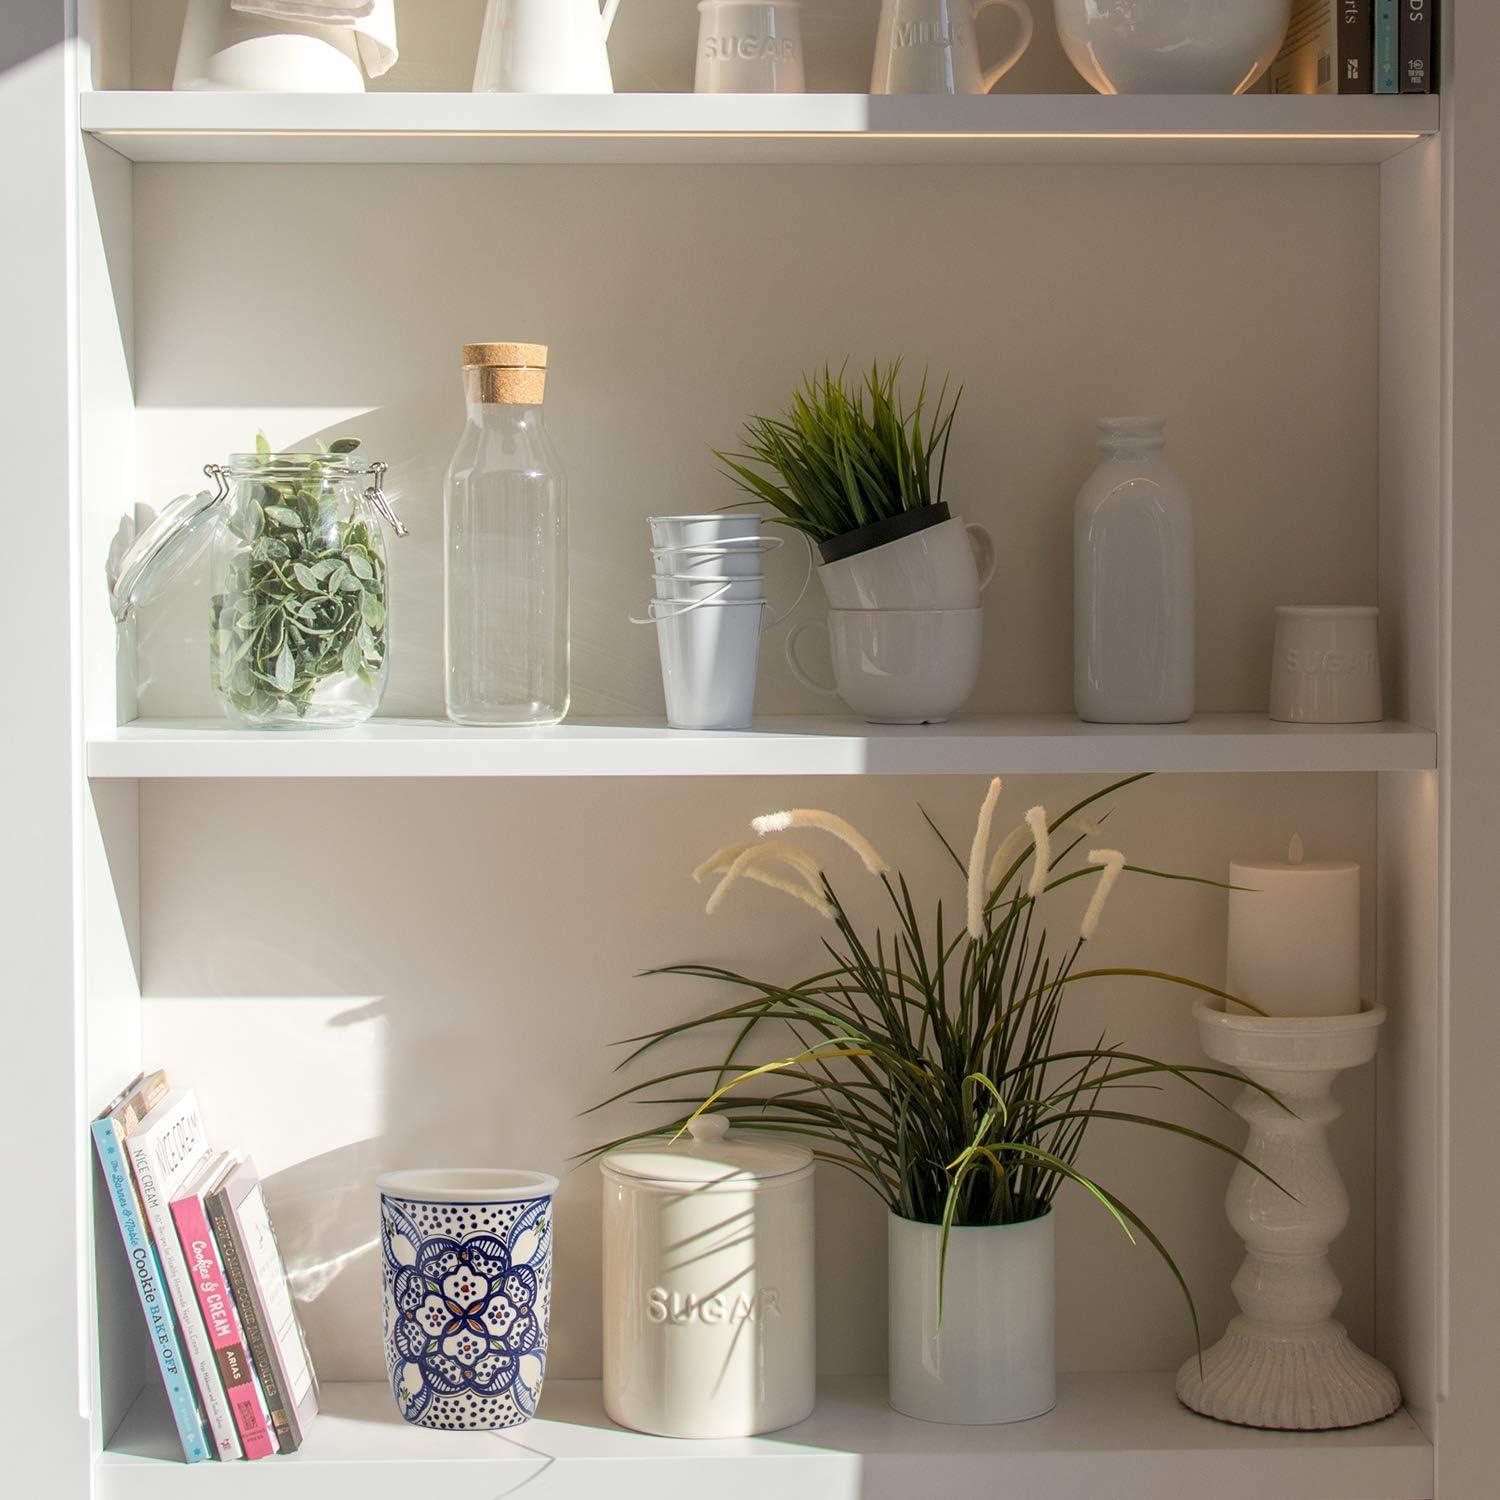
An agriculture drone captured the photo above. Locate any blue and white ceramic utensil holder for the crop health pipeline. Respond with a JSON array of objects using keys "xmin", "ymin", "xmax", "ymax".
[{"xmin": 378, "ymin": 1168, "xmax": 557, "ymax": 1430}]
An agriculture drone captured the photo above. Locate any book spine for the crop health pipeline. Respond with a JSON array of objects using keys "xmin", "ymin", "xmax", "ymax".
[
  {"xmin": 91, "ymin": 1120, "xmax": 209, "ymax": 1465},
  {"xmin": 1339, "ymin": 0, "xmax": 1375, "ymax": 93},
  {"xmin": 1375, "ymin": 0, "xmax": 1400, "ymax": 92},
  {"xmin": 1400, "ymin": 0, "xmax": 1436, "ymax": 92},
  {"xmin": 171, "ymin": 1195, "xmax": 277, "ymax": 1460},
  {"xmin": 208, "ymin": 1189, "xmax": 298, "ymax": 1452},
  {"xmin": 129, "ymin": 1140, "xmax": 242, "ymax": 1460}
]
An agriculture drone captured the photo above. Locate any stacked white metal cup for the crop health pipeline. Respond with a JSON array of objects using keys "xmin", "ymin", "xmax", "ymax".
[{"xmin": 646, "ymin": 515, "xmax": 780, "ymax": 730}]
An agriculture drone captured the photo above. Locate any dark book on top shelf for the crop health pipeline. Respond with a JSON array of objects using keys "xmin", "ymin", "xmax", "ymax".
[
  {"xmin": 1268, "ymin": 1, "xmax": 1374, "ymax": 94},
  {"xmin": 1376, "ymin": 0, "xmax": 1400, "ymax": 92},
  {"xmin": 1340, "ymin": 0, "xmax": 1376, "ymax": 92},
  {"xmin": 1400, "ymin": 0, "xmax": 1438, "ymax": 92}
]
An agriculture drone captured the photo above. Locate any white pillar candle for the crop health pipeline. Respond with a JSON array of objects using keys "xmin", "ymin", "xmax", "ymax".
[{"xmin": 1226, "ymin": 836, "xmax": 1361, "ymax": 1017}]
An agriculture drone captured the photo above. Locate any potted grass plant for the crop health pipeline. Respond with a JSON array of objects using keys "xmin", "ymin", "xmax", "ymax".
[
  {"xmin": 593, "ymin": 774, "xmax": 1278, "ymax": 1426},
  {"xmin": 714, "ymin": 361, "xmax": 994, "ymax": 610}
]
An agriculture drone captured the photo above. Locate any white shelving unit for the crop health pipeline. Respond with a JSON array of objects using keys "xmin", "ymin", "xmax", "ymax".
[
  {"xmin": 14, "ymin": 2, "xmax": 1500, "ymax": 1497},
  {"xmin": 99, "ymin": 1376, "xmax": 1433, "ymax": 1500},
  {"xmin": 88, "ymin": 715, "xmax": 1438, "ymax": 779}
]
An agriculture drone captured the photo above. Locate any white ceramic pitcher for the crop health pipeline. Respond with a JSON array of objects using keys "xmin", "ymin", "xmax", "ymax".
[
  {"xmin": 474, "ymin": 0, "xmax": 622, "ymax": 93},
  {"xmin": 871, "ymin": 0, "xmax": 1034, "ymax": 95}
]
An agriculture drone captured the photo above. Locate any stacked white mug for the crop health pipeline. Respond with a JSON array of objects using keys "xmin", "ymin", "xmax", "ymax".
[
  {"xmin": 786, "ymin": 515, "xmax": 994, "ymax": 724},
  {"xmin": 645, "ymin": 515, "xmax": 781, "ymax": 730}
]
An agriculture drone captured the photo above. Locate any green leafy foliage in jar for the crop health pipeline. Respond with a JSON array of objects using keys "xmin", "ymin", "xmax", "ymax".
[{"xmin": 209, "ymin": 435, "xmax": 392, "ymax": 728}]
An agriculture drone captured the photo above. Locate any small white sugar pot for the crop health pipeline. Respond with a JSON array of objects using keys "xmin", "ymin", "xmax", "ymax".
[{"xmin": 600, "ymin": 1113, "xmax": 815, "ymax": 1438}]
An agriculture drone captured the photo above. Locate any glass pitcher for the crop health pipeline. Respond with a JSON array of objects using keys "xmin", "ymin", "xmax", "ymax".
[{"xmin": 112, "ymin": 444, "xmax": 408, "ymax": 729}]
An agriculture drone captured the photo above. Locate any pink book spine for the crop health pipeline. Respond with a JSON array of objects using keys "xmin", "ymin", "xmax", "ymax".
[{"xmin": 171, "ymin": 1194, "xmax": 276, "ymax": 1460}]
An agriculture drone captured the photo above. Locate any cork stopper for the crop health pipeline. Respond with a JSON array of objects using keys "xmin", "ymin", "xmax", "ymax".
[{"xmin": 462, "ymin": 342, "xmax": 548, "ymax": 405}]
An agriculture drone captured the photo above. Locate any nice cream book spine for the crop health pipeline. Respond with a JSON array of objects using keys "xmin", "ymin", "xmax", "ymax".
[{"xmin": 128, "ymin": 1088, "xmax": 242, "ymax": 1460}]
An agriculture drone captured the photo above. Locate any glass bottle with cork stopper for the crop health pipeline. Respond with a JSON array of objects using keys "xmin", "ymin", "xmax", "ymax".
[{"xmin": 444, "ymin": 342, "xmax": 569, "ymax": 726}]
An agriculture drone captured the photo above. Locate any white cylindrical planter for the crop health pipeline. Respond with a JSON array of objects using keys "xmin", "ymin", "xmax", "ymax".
[
  {"xmin": 1176, "ymin": 1002, "xmax": 1400, "ymax": 1430},
  {"xmin": 1073, "ymin": 416, "xmax": 1195, "ymax": 724},
  {"xmin": 888, "ymin": 1210, "xmax": 1055, "ymax": 1424},
  {"xmin": 601, "ymin": 1115, "xmax": 815, "ymax": 1438}
]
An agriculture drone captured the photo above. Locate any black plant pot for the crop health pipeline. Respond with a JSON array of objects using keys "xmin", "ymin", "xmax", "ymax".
[{"xmin": 816, "ymin": 503, "xmax": 951, "ymax": 567}]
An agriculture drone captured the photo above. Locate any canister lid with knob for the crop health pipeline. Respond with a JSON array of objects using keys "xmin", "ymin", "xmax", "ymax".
[{"xmin": 600, "ymin": 1112, "xmax": 813, "ymax": 1188}]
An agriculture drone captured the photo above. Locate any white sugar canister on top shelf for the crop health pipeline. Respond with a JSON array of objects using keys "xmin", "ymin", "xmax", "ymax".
[{"xmin": 600, "ymin": 1114, "xmax": 815, "ymax": 1438}]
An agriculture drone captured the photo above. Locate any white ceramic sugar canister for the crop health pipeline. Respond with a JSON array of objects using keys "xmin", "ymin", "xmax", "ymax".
[{"xmin": 601, "ymin": 1114, "xmax": 815, "ymax": 1438}]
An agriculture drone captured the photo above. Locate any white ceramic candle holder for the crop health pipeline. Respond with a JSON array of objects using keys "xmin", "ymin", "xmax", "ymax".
[{"xmin": 1176, "ymin": 1001, "xmax": 1400, "ymax": 1430}]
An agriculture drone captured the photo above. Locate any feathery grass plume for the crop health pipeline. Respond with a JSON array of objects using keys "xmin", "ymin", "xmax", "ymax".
[
  {"xmin": 985, "ymin": 821, "xmax": 1031, "ymax": 890},
  {"xmin": 752, "ymin": 808, "xmax": 890, "ymax": 875},
  {"xmin": 1081, "ymin": 849, "xmax": 1127, "ymax": 940},
  {"xmin": 719, "ymin": 864, "xmax": 835, "ymax": 920},
  {"xmin": 1025, "ymin": 806, "xmax": 1052, "ymax": 897},
  {"xmin": 967, "ymin": 778, "xmax": 1004, "ymax": 939},
  {"xmin": 693, "ymin": 841, "xmax": 753, "ymax": 883},
  {"xmin": 698, "ymin": 840, "xmax": 826, "ymax": 899},
  {"xmin": 987, "ymin": 813, "xmax": 1099, "ymax": 890},
  {"xmin": 704, "ymin": 842, "xmax": 832, "ymax": 918}
]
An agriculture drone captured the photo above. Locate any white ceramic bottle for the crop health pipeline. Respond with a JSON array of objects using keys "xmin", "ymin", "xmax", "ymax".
[{"xmin": 1073, "ymin": 416, "xmax": 1195, "ymax": 724}]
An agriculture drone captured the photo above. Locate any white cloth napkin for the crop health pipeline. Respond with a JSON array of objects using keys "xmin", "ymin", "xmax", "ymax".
[{"xmin": 231, "ymin": 0, "xmax": 398, "ymax": 77}]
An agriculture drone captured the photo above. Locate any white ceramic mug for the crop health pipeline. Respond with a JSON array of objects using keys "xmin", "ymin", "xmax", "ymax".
[
  {"xmin": 1268, "ymin": 606, "xmax": 1383, "ymax": 724},
  {"xmin": 817, "ymin": 517, "xmax": 996, "ymax": 610},
  {"xmin": 696, "ymin": 0, "xmax": 806, "ymax": 93},
  {"xmin": 787, "ymin": 607, "xmax": 982, "ymax": 724},
  {"xmin": 871, "ymin": 0, "xmax": 1034, "ymax": 94}
]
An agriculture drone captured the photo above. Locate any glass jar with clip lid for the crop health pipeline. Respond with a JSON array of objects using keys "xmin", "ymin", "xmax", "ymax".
[{"xmin": 111, "ymin": 440, "xmax": 409, "ymax": 728}]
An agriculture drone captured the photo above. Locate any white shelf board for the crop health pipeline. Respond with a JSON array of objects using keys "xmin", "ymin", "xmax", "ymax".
[
  {"xmin": 98, "ymin": 1374, "xmax": 1432, "ymax": 1499},
  {"xmin": 80, "ymin": 91, "xmax": 1439, "ymax": 165},
  {"xmin": 85, "ymin": 714, "xmax": 1436, "ymax": 779}
]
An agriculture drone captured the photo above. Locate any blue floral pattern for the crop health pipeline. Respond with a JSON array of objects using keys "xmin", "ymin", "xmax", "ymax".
[{"xmin": 380, "ymin": 1192, "xmax": 552, "ymax": 1430}]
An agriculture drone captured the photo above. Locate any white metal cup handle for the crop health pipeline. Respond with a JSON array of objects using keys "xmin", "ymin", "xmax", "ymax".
[
  {"xmin": 638, "ymin": 534, "xmax": 814, "ymax": 630},
  {"xmin": 785, "ymin": 618, "xmax": 839, "ymax": 697},
  {"xmin": 628, "ymin": 584, "xmax": 734, "ymax": 624},
  {"xmin": 768, "ymin": 531, "xmax": 816, "ymax": 630},
  {"xmin": 966, "ymin": 522, "xmax": 998, "ymax": 593},
  {"xmin": 975, "ymin": 0, "xmax": 1033, "ymax": 92}
]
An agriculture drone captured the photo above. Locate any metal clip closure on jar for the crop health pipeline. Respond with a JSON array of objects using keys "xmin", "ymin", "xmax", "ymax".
[{"xmin": 600, "ymin": 1114, "xmax": 815, "ymax": 1439}]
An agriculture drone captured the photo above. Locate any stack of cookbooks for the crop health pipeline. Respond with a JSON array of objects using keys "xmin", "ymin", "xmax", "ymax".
[
  {"xmin": 91, "ymin": 1072, "xmax": 319, "ymax": 1463},
  {"xmin": 1268, "ymin": 1, "xmax": 1439, "ymax": 94}
]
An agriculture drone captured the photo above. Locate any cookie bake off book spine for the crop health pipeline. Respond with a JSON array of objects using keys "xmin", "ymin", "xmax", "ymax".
[
  {"xmin": 91, "ymin": 1073, "xmax": 208, "ymax": 1465},
  {"xmin": 127, "ymin": 1087, "xmax": 242, "ymax": 1460}
]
